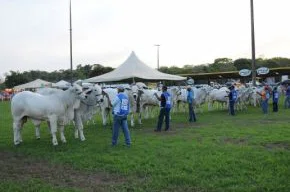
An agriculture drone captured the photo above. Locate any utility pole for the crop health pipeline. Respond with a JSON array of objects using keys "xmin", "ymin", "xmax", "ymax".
[
  {"xmin": 154, "ymin": 44, "xmax": 160, "ymax": 70},
  {"xmin": 250, "ymin": 0, "xmax": 256, "ymax": 86},
  {"xmin": 69, "ymin": 0, "xmax": 73, "ymax": 85}
]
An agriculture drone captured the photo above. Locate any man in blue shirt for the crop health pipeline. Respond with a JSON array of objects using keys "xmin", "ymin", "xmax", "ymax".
[
  {"xmin": 154, "ymin": 86, "xmax": 171, "ymax": 132},
  {"xmin": 187, "ymin": 86, "xmax": 197, "ymax": 122},
  {"xmin": 111, "ymin": 86, "xmax": 131, "ymax": 147},
  {"xmin": 228, "ymin": 85, "xmax": 237, "ymax": 116},
  {"xmin": 272, "ymin": 87, "xmax": 279, "ymax": 112}
]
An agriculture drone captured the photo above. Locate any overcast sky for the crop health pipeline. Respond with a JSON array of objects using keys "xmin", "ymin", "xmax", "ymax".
[{"xmin": 1, "ymin": 0, "xmax": 290, "ymax": 78}]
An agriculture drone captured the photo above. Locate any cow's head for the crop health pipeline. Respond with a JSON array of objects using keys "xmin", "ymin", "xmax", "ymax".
[
  {"xmin": 130, "ymin": 84, "xmax": 140, "ymax": 101},
  {"xmin": 71, "ymin": 83, "xmax": 86, "ymax": 100},
  {"xmin": 82, "ymin": 85, "xmax": 104, "ymax": 105}
]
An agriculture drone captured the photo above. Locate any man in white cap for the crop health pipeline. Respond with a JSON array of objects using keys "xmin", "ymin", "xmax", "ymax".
[{"xmin": 111, "ymin": 85, "xmax": 131, "ymax": 147}]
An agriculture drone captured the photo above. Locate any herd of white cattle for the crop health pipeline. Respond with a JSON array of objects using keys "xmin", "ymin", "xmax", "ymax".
[{"xmin": 11, "ymin": 82, "xmax": 285, "ymax": 146}]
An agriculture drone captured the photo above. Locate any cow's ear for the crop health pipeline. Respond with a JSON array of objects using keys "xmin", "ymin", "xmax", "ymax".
[
  {"xmin": 125, "ymin": 87, "xmax": 131, "ymax": 90},
  {"xmin": 86, "ymin": 90, "xmax": 92, "ymax": 95}
]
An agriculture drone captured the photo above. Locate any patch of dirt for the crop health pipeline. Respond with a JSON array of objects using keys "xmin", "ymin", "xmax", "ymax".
[
  {"xmin": 263, "ymin": 142, "xmax": 290, "ymax": 150},
  {"xmin": 0, "ymin": 151, "xmax": 125, "ymax": 192},
  {"xmin": 221, "ymin": 137, "xmax": 248, "ymax": 145}
]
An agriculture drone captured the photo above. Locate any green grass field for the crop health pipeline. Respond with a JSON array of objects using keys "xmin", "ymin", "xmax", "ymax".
[{"xmin": 0, "ymin": 100, "xmax": 290, "ymax": 192}]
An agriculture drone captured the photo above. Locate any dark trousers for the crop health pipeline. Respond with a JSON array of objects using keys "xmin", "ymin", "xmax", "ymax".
[
  {"xmin": 188, "ymin": 103, "xmax": 196, "ymax": 122},
  {"xmin": 229, "ymin": 101, "xmax": 235, "ymax": 116},
  {"xmin": 273, "ymin": 102, "xmax": 278, "ymax": 112},
  {"xmin": 156, "ymin": 108, "xmax": 170, "ymax": 131}
]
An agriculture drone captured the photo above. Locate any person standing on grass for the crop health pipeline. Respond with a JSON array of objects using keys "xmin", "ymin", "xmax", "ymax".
[
  {"xmin": 187, "ymin": 85, "xmax": 197, "ymax": 122},
  {"xmin": 154, "ymin": 86, "xmax": 171, "ymax": 132},
  {"xmin": 227, "ymin": 85, "xmax": 237, "ymax": 116},
  {"xmin": 111, "ymin": 86, "xmax": 131, "ymax": 147},
  {"xmin": 284, "ymin": 84, "xmax": 290, "ymax": 109},
  {"xmin": 272, "ymin": 87, "xmax": 279, "ymax": 112},
  {"xmin": 256, "ymin": 85, "xmax": 271, "ymax": 114}
]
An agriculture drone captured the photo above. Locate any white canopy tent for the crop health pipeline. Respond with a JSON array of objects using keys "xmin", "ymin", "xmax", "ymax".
[
  {"xmin": 14, "ymin": 79, "xmax": 55, "ymax": 90},
  {"xmin": 53, "ymin": 80, "xmax": 71, "ymax": 89},
  {"xmin": 84, "ymin": 51, "xmax": 186, "ymax": 83}
]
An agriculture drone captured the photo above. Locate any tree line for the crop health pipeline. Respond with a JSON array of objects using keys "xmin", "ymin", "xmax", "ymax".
[
  {"xmin": 3, "ymin": 64, "xmax": 113, "ymax": 89},
  {"xmin": 158, "ymin": 57, "xmax": 290, "ymax": 74},
  {"xmin": 2, "ymin": 57, "xmax": 290, "ymax": 89}
]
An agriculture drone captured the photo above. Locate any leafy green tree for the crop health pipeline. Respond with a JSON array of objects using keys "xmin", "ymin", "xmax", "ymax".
[
  {"xmin": 233, "ymin": 58, "xmax": 252, "ymax": 70},
  {"xmin": 5, "ymin": 71, "xmax": 29, "ymax": 88},
  {"xmin": 167, "ymin": 66, "xmax": 184, "ymax": 74},
  {"xmin": 207, "ymin": 58, "xmax": 236, "ymax": 72},
  {"xmin": 192, "ymin": 64, "xmax": 209, "ymax": 73},
  {"xmin": 264, "ymin": 59, "xmax": 279, "ymax": 68},
  {"xmin": 89, "ymin": 64, "xmax": 113, "ymax": 78},
  {"xmin": 214, "ymin": 58, "xmax": 233, "ymax": 65},
  {"xmin": 159, "ymin": 66, "xmax": 169, "ymax": 73},
  {"xmin": 271, "ymin": 57, "xmax": 290, "ymax": 67}
]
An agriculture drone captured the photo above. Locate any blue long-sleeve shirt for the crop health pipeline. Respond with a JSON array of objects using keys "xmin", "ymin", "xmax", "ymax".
[{"xmin": 187, "ymin": 90, "xmax": 194, "ymax": 104}]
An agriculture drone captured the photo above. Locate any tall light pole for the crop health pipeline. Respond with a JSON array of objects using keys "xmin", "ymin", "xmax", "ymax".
[
  {"xmin": 250, "ymin": 0, "xmax": 256, "ymax": 86},
  {"xmin": 69, "ymin": 0, "xmax": 73, "ymax": 85},
  {"xmin": 154, "ymin": 44, "xmax": 160, "ymax": 70}
]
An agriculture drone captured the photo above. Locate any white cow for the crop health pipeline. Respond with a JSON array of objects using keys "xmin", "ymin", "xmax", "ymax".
[
  {"xmin": 11, "ymin": 84, "xmax": 85, "ymax": 146},
  {"xmin": 208, "ymin": 87, "xmax": 229, "ymax": 111},
  {"xmin": 73, "ymin": 84, "xmax": 103, "ymax": 140},
  {"xmin": 249, "ymin": 87, "xmax": 263, "ymax": 107},
  {"xmin": 175, "ymin": 88, "xmax": 187, "ymax": 112},
  {"xmin": 99, "ymin": 88, "xmax": 117, "ymax": 127},
  {"xmin": 176, "ymin": 86, "xmax": 208, "ymax": 113},
  {"xmin": 37, "ymin": 85, "xmax": 104, "ymax": 141},
  {"xmin": 138, "ymin": 89, "xmax": 161, "ymax": 122},
  {"xmin": 235, "ymin": 87, "xmax": 254, "ymax": 111},
  {"xmin": 137, "ymin": 87, "xmax": 180, "ymax": 122}
]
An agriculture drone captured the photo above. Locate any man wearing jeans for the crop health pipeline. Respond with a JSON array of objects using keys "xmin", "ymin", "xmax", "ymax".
[
  {"xmin": 154, "ymin": 86, "xmax": 171, "ymax": 132},
  {"xmin": 257, "ymin": 86, "xmax": 271, "ymax": 114},
  {"xmin": 187, "ymin": 86, "xmax": 197, "ymax": 122},
  {"xmin": 228, "ymin": 85, "xmax": 237, "ymax": 116},
  {"xmin": 112, "ymin": 86, "xmax": 131, "ymax": 147}
]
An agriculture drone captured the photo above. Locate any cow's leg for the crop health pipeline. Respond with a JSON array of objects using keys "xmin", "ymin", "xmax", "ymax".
[
  {"xmin": 12, "ymin": 116, "xmax": 26, "ymax": 145},
  {"xmin": 144, "ymin": 106, "xmax": 149, "ymax": 119},
  {"xmin": 74, "ymin": 127, "xmax": 79, "ymax": 139},
  {"xmin": 49, "ymin": 116, "xmax": 58, "ymax": 146},
  {"xmin": 138, "ymin": 113, "xmax": 142, "ymax": 124},
  {"xmin": 138, "ymin": 106, "xmax": 143, "ymax": 124},
  {"xmin": 208, "ymin": 102, "xmax": 212, "ymax": 111},
  {"xmin": 17, "ymin": 117, "xmax": 27, "ymax": 143},
  {"xmin": 32, "ymin": 120, "xmax": 41, "ymax": 140},
  {"xmin": 130, "ymin": 113, "xmax": 135, "ymax": 127},
  {"xmin": 74, "ymin": 113, "xmax": 85, "ymax": 141},
  {"xmin": 59, "ymin": 121, "xmax": 66, "ymax": 143},
  {"xmin": 101, "ymin": 107, "xmax": 108, "ymax": 126},
  {"xmin": 73, "ymin": 113, "xmax": 79, "ymax": 139},
  {"xmin": 13, "ymin": 120, "xmax": 21, "ymax": 145},
  {"xmin": 78, "ymin": 127, "xmax": 86, "ymax": 141}
]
